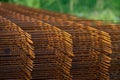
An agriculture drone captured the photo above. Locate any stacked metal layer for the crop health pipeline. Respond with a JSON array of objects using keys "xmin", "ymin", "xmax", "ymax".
[
  {"xmin": 0, "ymin": 4, "xmax": 74, "ymax": 80},
  {"xmin": 1, "ymin": 3, "xmax": 113, "ymax": 80},
  {"xmin": 0, "ymin": 16, "xmax": 34, "ymax": 80},
  {"xmin": 73, "ymin": 20, "xmax": 120, "ymax": 80},
  {"xmin": 94, "ymin": 24, "xmax": 120, "ymax": 80},
  {"xmin": 45, "ymin": 21, "xmax": 112, "ymax": 80},
  {"xmin": 27, "ymin": 9, "xmax": 113, "ymax": 80}
]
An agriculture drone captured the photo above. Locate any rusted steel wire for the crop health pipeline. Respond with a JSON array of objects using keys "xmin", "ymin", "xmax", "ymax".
[
  {"xmin": 0, "ymin": 16, "xmax": 34, "ymax": 80},
  {"xmin": 0, "ymin": 2, "xmax": 118, "ymax": 80},
  {"xmin": 0, "ymin": 3, "xmax": 74, "ymax": 80}
]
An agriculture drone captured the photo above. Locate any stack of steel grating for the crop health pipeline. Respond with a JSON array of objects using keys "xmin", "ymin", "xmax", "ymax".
[
  {"xmin": 1, "ymin": 2, "xmax": 118, "ymax": 80},
  {"xmin": 0, "ymin": 16, "xmax": 34, "ymax": 80},
  {"xmin": 94, "ymin": 24, "xmax": 120, "ymax": 80},
  {"xmin": 45, "ymin": 21, "xmax": 112, "ymax": 80},
  {"xmin": 0, "ymin": 3, "xmax": 113, "ymax": 80},
  {"xmin": 73, "ymin": 19, "xmax": 120, "ymax": 80},
  {"xmin": 0, "ymin": 4, "xmax": 74, "ymax": 80}
]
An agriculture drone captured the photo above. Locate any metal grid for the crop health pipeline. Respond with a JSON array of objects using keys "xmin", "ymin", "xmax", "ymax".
[
  {"xmin": 0, "ymin": 16, "xmax": 34, "ymax": 80},
  {"xmin": 0, "ymin": 5, "xmax": 74, "ymax": 80}
]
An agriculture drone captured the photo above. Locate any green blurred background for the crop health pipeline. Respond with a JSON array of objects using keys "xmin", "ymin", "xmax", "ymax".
[{"xmin": 0, "ymin": 0, "xmax": 120, "ymax": 23}]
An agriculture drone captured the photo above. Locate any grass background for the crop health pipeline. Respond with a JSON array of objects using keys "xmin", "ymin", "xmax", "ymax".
[{"xmin": 0, "ymin": 0, "xmax": 120, "ymax": 23}]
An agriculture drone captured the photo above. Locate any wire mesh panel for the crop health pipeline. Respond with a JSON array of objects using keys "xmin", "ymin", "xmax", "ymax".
[
  {"xmin": 46, "ymin": 21, "xmax": 112, "ymax": 80},
  {"xmin": 0, "ymin": 3, "xmax": 116, "ymax": 80},
  {"xmin": 10, "ymin": 6, "xmax": 113, "ymax": 80},
  {"xmin": 0, "ymin": 16, "xmax": 34, "ymax": 80},
  {"xmin": 0, "ymin": 6, "xmax": 74, "ymax": 80},
  {"xmin": 0, "ymin": 4, "xmax": 113, "ymax": 80},
  {"xmin": 72, "ymin": 20, "xmax": 120, "ymax": 80}
]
